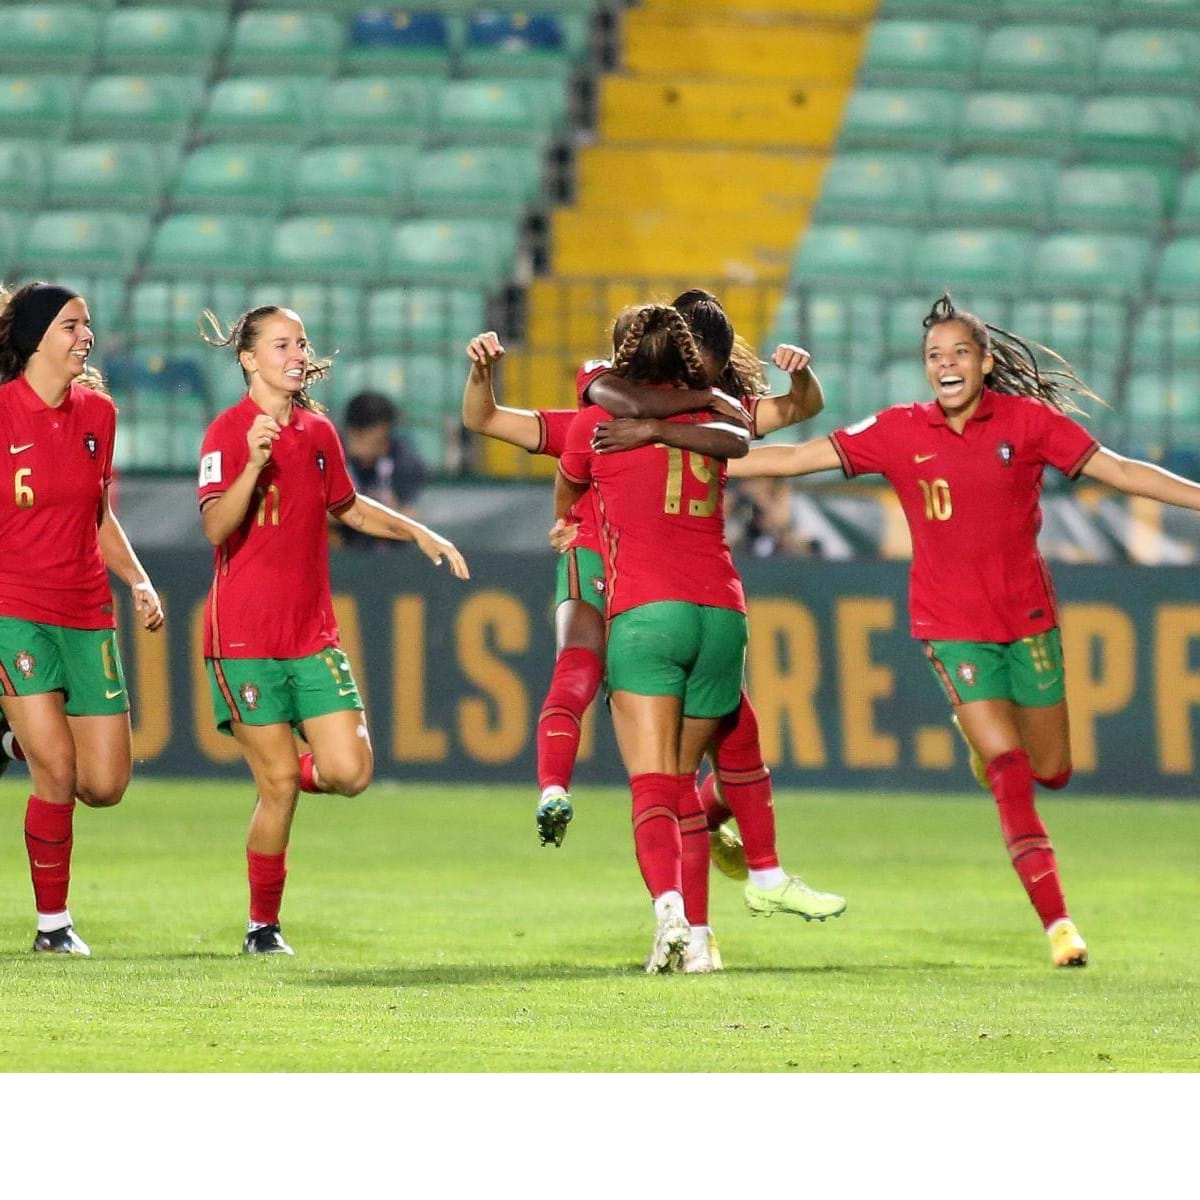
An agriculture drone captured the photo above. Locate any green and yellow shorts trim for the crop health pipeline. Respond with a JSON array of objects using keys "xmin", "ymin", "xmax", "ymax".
[
  {"xmin": 555, "ymin": 546, "xmax": 606, "ymax": 616},
  {"xmin": 207, "ymin": 646, "xmax": 363, "ymax": 735},
  {"xmin": 606, "ymin": 600, "xmax": 747, "ymax": 719},
  {"xmin": 924, "ymin": 629, "xmax": 1065, "ymax": 708},
  {"xmin": 0, "ymin": 617, "xmax": 128, "ymax": 716}
]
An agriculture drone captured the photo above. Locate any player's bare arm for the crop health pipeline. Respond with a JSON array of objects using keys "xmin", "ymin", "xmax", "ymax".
[
  {"xmin": 587, "ymin": 373, "xmax": 751, "ymax": 429},
  {"xmin": 97, "ymin": 489, "xmax": 164, "ymax": 632},
  {"xmin": 336, "ymin": 495, "xmax": 469, "ymax": 579},
  {"xmin": 461, "ymin": 332, "xmax": 541, "ymax": 452},
  {"xmin": 201, "ymin": 413, "xmax": 279, "ymax": 545},
  {"xmin": 591, "ymin": 418, "xmax": 750, "ymax": 459},
  {"xmin": 751, "ymin": 344, "xmax": 825, "ymax": 436},
  {"xmin": 726, "ymin": 436, "xmax": 842, "ymax": 479},
  {"xmin": 1081, "ymin": 446, "xmax": 1200, "ymax": 511},
  {"xmin": 554, "ymin": 469, "xmax": 589, "ymax": 523}
]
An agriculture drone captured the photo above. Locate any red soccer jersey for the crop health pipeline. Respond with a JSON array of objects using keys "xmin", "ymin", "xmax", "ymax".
[
  {"xmin": 576, "ymin": 359, "xmax": 611, "ymax": 407},
  {"xmin": 534, "ymin": 408, "xmax": 600, "ymax": 555},
  {"xmin": 198, "ymin": 395, "xmax": 356, "ymax": 659},
  {"xmin": 0, "ymin": 377, "xmax": 116, "ymax": 629},
  {"xmin": 830, "ymin": 388, "xmax": 1100, "ymax": 642},
  {"xmin": 559, "ymin": 405, "xmax": 745, "ymax": 620}
]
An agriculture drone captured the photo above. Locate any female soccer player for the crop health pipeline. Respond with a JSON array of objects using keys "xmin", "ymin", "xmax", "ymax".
[
  {"xmin": 199, "ymin": 305, "xmax": 468, "ymax": 956},
  {"xmin": 687, "ymin": 291, "xmax": 1200, "ymax": 967},
  {"xmin": 0, "ymin": 281, "xmax": 164, "ymax": 956}
]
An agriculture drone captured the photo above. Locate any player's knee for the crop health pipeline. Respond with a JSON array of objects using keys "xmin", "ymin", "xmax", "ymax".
[
  {"xmin": 24, "ymin": 750, "xmax": 77, "ymax": 804},
  {"xmin": 77, "ymin": 780, "xmax": 125, "ymax": 808},
  {"xmin": 1036, "ymin": 765, "xmax": 1073, "ymax": 790},
  {"xmin": 260, "ymin": 768, "xmax": 301, "ymax": 804},
  {"xmin": 321, "ymin": 758, "xmax": 373, "ymax": 797}
]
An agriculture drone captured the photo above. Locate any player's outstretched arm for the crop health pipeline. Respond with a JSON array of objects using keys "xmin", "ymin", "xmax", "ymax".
[
  {"xmin": 1081, "ymin": 447, "xmax": 1200, "ymax": 511},
  {"xmin": 336, "ymin": 495, "xmax": 469, "ymax": 578},
  {"xmin": 591, "ymin": 418, "xmax": 750, "ymax": 459},
  {"xmin": 753, "ymin": 345, "xmax": 825, "ymax": 437},
  {"xmin": 726, "ymin": 436, "xmax": 842, "ymax": 479},
  {"xmin": 97, "ymin": 489, "xmax": 164, "ymax": 632},
  {"xmin": 461, "ymin": 331, "xmax": 541, "ymax": 452},
  {"xmin": 588, "ymin": 373, "xmax": 751, "ymax": 429}
]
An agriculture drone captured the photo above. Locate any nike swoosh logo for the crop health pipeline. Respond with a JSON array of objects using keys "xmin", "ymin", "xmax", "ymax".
[
  {"xmin": 105, "ymin": 687, "xmax": 125, "ymax": 699},
  {"xmin": 914, "ymin": 453, "xmax": 937, "ymax": 463},
  {"xmin": 1031, "ymin": 869, "xmax": 1054, "ymax": 884},
  {"xmin": 337, "ymin": 686, "xmax": 356, "ymax": 696},
  {"xmin": 546, "ymin": 731, "xmax": 573, "ymax": 738},
  {"xmin": 33, "ymin": 860, "xmax": 61, "ymax": 870},
  {"xmin": 1037, "ymin": 678, "xmax": 1060, "ymax": 691},
  {"xmin": 9, "ymin": 443, "xmax": 33, "ymax": 454}
]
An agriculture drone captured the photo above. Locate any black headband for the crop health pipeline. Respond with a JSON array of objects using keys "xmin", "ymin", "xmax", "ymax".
[{"xmin": 11, "ymin": 284, "xmax": 81, "ymax": 356}]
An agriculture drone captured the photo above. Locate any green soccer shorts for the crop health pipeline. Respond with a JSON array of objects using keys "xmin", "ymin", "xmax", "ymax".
[
  {"xmin": 924, "ymin": 628, "xmax": 1065, "ymax": 708},
  {"xmin": 0, "ymin": 617, "xmax": 128, "ymax": 716},
  {"xmin": 606, "ymin": 600, "xmax": 747, "ymax": 719},
  {"xmin": 555, "ymin": 546, "xmax": 606, "ymax": 616},
  {"xmin": 207, "ymin": 646, "xmax": 363, "ymax": 735}
]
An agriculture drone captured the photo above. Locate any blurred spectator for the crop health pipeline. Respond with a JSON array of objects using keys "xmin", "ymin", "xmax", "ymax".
[
  {"xmin": 338, "ymin": 391, "xmax": 426, "ymax": 551},
  {"xmin": 727, "ymin": 478, "xmax": 820, "ymax": 558}
]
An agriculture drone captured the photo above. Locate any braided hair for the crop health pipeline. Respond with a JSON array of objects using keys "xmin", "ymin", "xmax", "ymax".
[
  {"xmin": 0, "ymin": 281, "xmax": 108, "ymax": 392},
  {"xmin": 611, "ymin": 304, "xmax": 709, "ymax": 390},
  {"xmin": 671, "ymin": 289, "xmax": 767, "ymax": 398},
  {"xmin": 200, "ymin": 305, "xmax": 331, "ymax": 412},
  {"xmin": 922, "ymin": 292, "xmax": 1101, "ymax": 416}
]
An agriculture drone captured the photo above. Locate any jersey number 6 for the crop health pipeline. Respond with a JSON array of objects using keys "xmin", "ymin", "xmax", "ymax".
[
  {"xmin": 14, "ymin": 468, "xmax": 34, "ymax": 509},
  {"xmin": 662, "ymin": 447, "xmax": 719, "ymax": 518}
]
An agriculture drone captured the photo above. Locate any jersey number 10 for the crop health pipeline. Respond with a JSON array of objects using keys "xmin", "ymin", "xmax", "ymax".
[
  {"xmin": 662, "ymin": 447, "xmax": 719, "ymax": 518},
  {"xmin": 918, "ymin": 478, "xmax": 953, "ymax": 521}
]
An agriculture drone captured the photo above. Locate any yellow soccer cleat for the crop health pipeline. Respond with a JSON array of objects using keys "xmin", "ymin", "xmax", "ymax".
[
  {"xmin": 1047, "ymin": 918, "xmax": 1088, "ymax": 968},
  {"xmin": 709, "ymin": 822, "xmax": 748, "ymax": 881},
  {"xmin": 952, "ymin": 714, "xmax": 990, "ymax": 791},
  {"xmin": 744, "ymin": 876, "xmax": 847, "ymax": 921}
]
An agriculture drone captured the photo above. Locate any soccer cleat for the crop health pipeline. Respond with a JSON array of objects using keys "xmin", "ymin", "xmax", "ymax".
[
  {"xmin": 32, "ymin": 926, "xmax": 91, "ymax": 956},
  {"xmin": 952, "ymin": 714, "xmax": 989, "ymax": 791},
  {"xmin": 242, "ymin": 924, "xmax": 294, "ymax": 956},
  {"xmin": 744, "ymin": 876, "xmax": 847, "ymax": 921},
  {"xmin": 645, "ymin": 896, "xmax": 689, "ymax": 974},
  {"xmin": 682, "ymin": 931, "xmax": 724, "ymax": 974},
  {"xmin": 709, "ymin": 822, "xmax": 748, "ymax": 881},
  {"xmin": 536, "ymin": 793, "xmax": 573, "ymax": 848},
  {"xmin": 0, "ymin": 712, "xmax": 12, "ymax": 779},
  {"xmin": 1047, "ymin": 918, "xmax": 1088, "ymax": 968}
]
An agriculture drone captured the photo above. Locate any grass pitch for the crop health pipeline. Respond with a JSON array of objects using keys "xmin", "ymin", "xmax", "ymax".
[{"xmin": 0, "ymin": 780, "xmax": 1195, "ymax": 1072}]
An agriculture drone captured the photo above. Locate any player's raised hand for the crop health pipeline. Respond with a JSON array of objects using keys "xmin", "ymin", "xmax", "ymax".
[
  {"xmin": 591, "ymin": 418, "xmax": 659, "ymax": 454},
  {"xmin": 246, "ymin": 413, "xmax": 280, "ymax": 469},
  {"xmin": 466, "ymin": 331, "xmax": 505, "ymax": 369},
  {"xmin": 772, "ymin": 343, "xmax": 812, "ymax": 375},
  {"xmin": 709, "ymin": 389, "xmax": 752, "ymax": 430},
  {"xmin": 416, "ymin": 529, "xmax": 470, "ymax": 580},
  {"xmin": 132, "ymin": 580, "xmax": 164, "ymax": 632},
  {"xmin": 548, "ymin": 518, "xmax": 578, "ymax": 553}
]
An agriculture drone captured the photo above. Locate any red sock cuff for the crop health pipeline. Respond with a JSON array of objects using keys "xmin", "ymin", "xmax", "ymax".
[
  {"xmin": 985, "ymin": 748, "xmax": 1031, "ymax": 785},
  {"xmin": 630, "ymin": 772, "xmax": 678, "ymax": 823},
  {"xmin": 298, "ymin": 753, "xmax": 320, "ymax": 794},
  {"xmin": 1036, "ymin": 769, "xmax": 1072, "ymax": 790},
  {"xmin": 25, "ymin": 794, "xmax": 75, "ymax": 842}
]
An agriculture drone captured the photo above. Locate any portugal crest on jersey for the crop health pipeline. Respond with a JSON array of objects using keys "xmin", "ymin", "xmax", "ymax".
[
  {"xmin": 240, "ymin": 683, "xmax": 260, "ymax": 711},
  {"xmin": 956, "ymin": 662, "xmax": 978, "ymax": 686},
  {"xmin": 14, "ymin": 651, "xmax": 35, "ymax": 679},
  {"xmin": 592, "ymin": 577, "xmax": 606, "ymax": 596},
  {"xmin": 997, "ymin": 441, "xmax": 1014, "ymax": 466},
  {"xmin": 316, "ymin": 450, "xmax": 325, "ymax": 473},
  {"xmin": 84, "ymin": 432, "xmax": 97, "ymax": 459}
]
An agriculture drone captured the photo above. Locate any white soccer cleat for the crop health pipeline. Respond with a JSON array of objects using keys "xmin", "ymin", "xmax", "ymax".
[
  {"xmin": 682, "ymin": 930, "xmax": 724, "ymax": 974},
  {"xmin": 645, "ymin": 894, "xmax": 689, "ymax": 974}
]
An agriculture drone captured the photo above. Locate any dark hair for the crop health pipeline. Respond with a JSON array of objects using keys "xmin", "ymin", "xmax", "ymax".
[
  {"xmin": 344, "ymin": 390, "xmax": 396, "ymax": 430},
  {"xmin": 922, "ymin": 292, "xmax": 1101, "ymax": 416},
  {"xmin": 612, "ymin": 304, "xmax": 708, "ymax": 389},
  {"xmin": 199, "ymin": 305, "xmax": 330, "ymax": 412},
  {"xmin": 671, "ymin": 288, "xmax": 767, "ymax": 398},
  {"xmin": 0, "ymin": 280, "xmax": 107, "ymax": 392}
]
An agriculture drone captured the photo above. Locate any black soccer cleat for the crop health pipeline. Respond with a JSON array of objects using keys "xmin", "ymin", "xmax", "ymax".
[
  {"xmin": 32, "ymin": 926, "xmax": 91, "ymax": 956},
  {"xmin": 536, "ymin": 794, "xmax": 574, "ymax": 847},
  {"xmin": 242, "ymin": 924, "xmax": 294, "ymax": 956}
]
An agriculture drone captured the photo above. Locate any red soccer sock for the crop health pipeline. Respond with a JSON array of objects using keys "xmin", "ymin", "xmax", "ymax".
[
  {"xmin": 677, "ymin": 773, "xmax": 710, "ymax": 927},
  {"xmin": 298, "ymin": 752, "xmax": 322, "ymax": 794},
  {"xmin": 247, "ymin": 849, "xmax": 288, "ymax": 926},
  {"xmin": 712, "ymin": 692, "xmax": 780, "ymax": 871},
  {"xmin": 986, "ymin": 749, "xmax": 1069, "ymax": 929},
  {"xmin": 25, "ymin": 795, "xmax": 74, "ymax": 915},
  {"xmin": 630, "ymin": 773, "xmax": 681, "ymax": 901},
  {"xmin": 1035, "ymin": 769, "xmax": 1072, "ymax": 791},
  {"xmin": 536, "ymin": 647, "xmax": 603, "ymax": 792},
  {"xmin": 697, "ymin": 772, "xmax": 733, "ymax": 832}
]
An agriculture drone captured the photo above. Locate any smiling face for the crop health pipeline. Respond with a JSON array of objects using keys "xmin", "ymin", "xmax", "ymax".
[
  {"xmin": 239, "ymin": 308, "xmax": 309, "ymax": 398},
  {"xmin": 34, "ymin": 296, "xmax": 94, "ymax": 381},
  {"xmin": 923, "ymin": 318, "xmax": 994, "ymax": 413}
]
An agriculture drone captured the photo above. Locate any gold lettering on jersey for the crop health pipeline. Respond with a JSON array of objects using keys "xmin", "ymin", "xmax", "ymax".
[
  {"xmin": 917, "ymin": 478, "xmax": 953, "ymax": 521},
  {"xmin": 662, "ymin": 447, "xmax": 719, "ymax": 518},
  {"xmin": 254, "ymin": 484, "xmax": 281, "ymax": 527},
  {"xmin": 14, "ymin": 467, "xmax": 34, "ymax": 509}
]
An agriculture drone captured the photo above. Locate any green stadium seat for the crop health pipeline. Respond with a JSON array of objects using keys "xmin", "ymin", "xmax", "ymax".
[
  {"xmin": 145, "ymin": 215, "xmax": 270, "ymax": 279},
  {"xmin": 912, "ymin": 229, "xmax": 1033, "ymax": 291},
  {"xmin": 792, "ymin": 224, "xmax": 915, "ymax": 289},
  {"xmin": 884, "ymin": 359, "xmax": 929, "ymax": 404},
  {"xmin": 1052, "ymin": 165, "xmax": 1162, "ymax": 233},
  {"xmin": 127, "ymin": 280, "xmax": 252, "ymax": 343},
  {"xmin": 1009, "ymin": 299, "xmax": 1126, "ymax": 366},
  {"xmin": 1125, "ymin": 372, "xmax": 1200, "ymax": 453},
  {"xmin": 1112, "ymin": 0, "xmax": 1200, "ymax": 26},
  {"xmin": 1132, "ymin": 304, "xmax": 1200, "ymax": 367},
  {"xmin": 0, "ymin": 6, "xmax": 100, "ymax": 72},
  {"xmin": 1077, "ymin": 97, "xmax": 1194, "ymax": 165},
  {"xmin": 293, "ymin": 146, "xmax": 414, "ymax": 214},
  {"xmin": 100, "ymin": 8, "xmax": 227, "ymax": 75},
  {"xmin": 933, "ymin": 157, "xmax": 1053, "ymax": 228},
  {"xmin": 329, "ymin": 354, "xmax": 460, "ymax": 413},
  {"xmin": 343, "ymin": 12, "xmax": 458, "ymax": 76},
  {"xmin": 879, "ymin": 0, "xmax": 977, "ymax": 13},
  {"xmin": 1097, "ymin": 30, "xmax": 1200, "ymax": 93},
  {"xmin": 1174, "ymin": 170, "xmax": 1200, "ymax": 234},
  {"xmin": 267, "ymin": 216, "xmax": 390, "ymax": 282},
  {"xmin": 0, "ymin": 76, "xmax": 78, "ymax": 140},
  {"xmin": 978, "ymin": 26, "xmax": 1098, "ymax": 94},
  {"xmin": 386, "ymin": 219, "xmax": 518, "ymax": 285},
  {"xmin": 173, "ymin": 144, "xmax": 295, "ymax": 214},
  {"xmin": 1000, "ymin": 0, "xmax": 1111, "ymax": 18},
  {"xmin": 46, "ymin": 142, "xmax": 161, "ymax": 211},
  {"xmin": 958, "ymin": 93, "xmax": 1077, "ymax": 156},
  {"xmin": 1029, "ymin": 233, "xmax": 1151, "ymax": 297},
  {"xmin": 51, "ymin": 274, "xmax": 127, "ymax": 339},
  {"xmin": 884, "ymin": 291, "xmax": 1023, "ymax": 354},
  {"xmin": 461, "ymin": 13, "xmax": 588, "ymax": 78},
  {"xmin": 231, "ymin": 284, "xmax": 368, "ymax": 354},
  {"xmin": 815, "ymin": 153, "xmax": 933, "ymax": 225},
  {"xmin": 860, "ymin": 20, "xmax": 983, "ymax": 88},
  {"xmin": 1155, "ymin": 238, "xmax": 1200, "ymax": 298},
  {"xmin": 0, "ymin": 213, "xmax": 25, "ymax": 270},
  {"xmin": 410, "ymin": 147, "xmax": 541, "ymax": 216},
  {"xmin": 322, "ymin": 78, "xmax": 433, "ymax": 143},
  {"xmin": 435, "ymin": 79, "xmax": 567, "ymax": 143},
  {"xmin": 77, "ymin": 75, "xmax": 201, "ymax": 141},
  {"xmin": 366, "ymin": 287, "xmax": 487, "ymax": 351},
  {"xmin": 21, "ymin": 210, "xmax": 149, "ymax": 275},
  {"xmin": 226, "ymin": 12, "xmax": 343, "ymax": 77},
  {"xmin": 201, "ymin": 78, "xmax": 322, "ymax": 143},
  {"xmin": 838, "ymin": 89, "xmax": 960, "ymax": 151},
  {"xmin": 772, "ymin": 292, "xmax": 886, "ymax": 362},
  {"xmin": 0, "ymin": 141, "xmax": 46, "ymax": 210}
]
